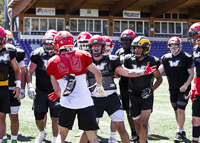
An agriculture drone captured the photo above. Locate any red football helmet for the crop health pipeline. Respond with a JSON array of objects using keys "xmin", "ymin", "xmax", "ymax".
[
  {"xmin": 120, "ymin": 29, "xmax": 136, "ymax": 50},
  {"xmin": 168, "ymin": 37, "xmax": 182, "ymax": 54},
  {"xmin": 0, "ymin": 27, "xmax": 7, "ymax": 47},
  {"xmin": 102, "ymin": 36, "xmax": 113, "ymax": 55},
  {"xmin": 77, "ymin": 32, "xmax": 92, "ymax": 51},
  {"xmin": 188, "ymin": 22, "xmax": 200, "ymax": 45},
  {"xmin": 54, "ymin": 31, "xmax": 74, "ymax": 53},
  {"xmin": 88, "ymin": 35, "xmax": 105, "ymax": 57},
  {"xmin": 42, "ymin": 32, "xmax": 57, "ymax": 53},
  {"xmin": 45, "ymin": 29, "xmax": 57, "ymax": 35}
]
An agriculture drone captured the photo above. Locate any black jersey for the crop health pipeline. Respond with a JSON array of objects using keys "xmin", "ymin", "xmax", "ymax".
[
  {"xmin": 115, "ymin": 48, "xmax": 131, "ymax": 87},
  {"xmin": 9, "ymin": 47, "xmax": 25, "ymax": 87},
  {"xmin": 87, "ymin": 55, "xmax": 122, "ymax": 92},
  {"xmin": 161, "ymin": 52, "xmax": 193, "ymax": 90},
  {"xmin": 30, "ymin": 47, "xmax": 55, "ymax": 91},
  {"xmin": 0, "ymin": 44, "xmax": 16, "ymax": 83},
  {"xmin": 193, "ymin": 45, "xmax": 200, "ymax": 77},
  {"xmin": 124, "ymin": 54, "xmax": 160, "ymax": 94}
]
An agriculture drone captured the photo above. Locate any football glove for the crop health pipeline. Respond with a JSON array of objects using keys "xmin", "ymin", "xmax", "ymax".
[
  {"xmin": 189, "ymin": 89, "xmax": 195, "ymax": 102},
  {"xmin": 92, "ymin": 84, "xmax": 105, "ymax": 97},
  {"xmin": 63, "ymin": 74, "xmax": 76, "ymax": 96},
  {"xmin": 48, "ymin": 92, "xmax": 59, "ymax": 102},
  {"xmin": 141, "ymin": 87, "xmax": 153, "ymax": 99},
  {"xmin": 144, "ymin": 62, "xmax": 157, "ymax": 75},
  {"xmin": 17, "ymin": 89, "xmax": 25, "ymax": 100},
  {"xmin": 27, "ymin": 83, "xmax": 36, "ymax": 99}
]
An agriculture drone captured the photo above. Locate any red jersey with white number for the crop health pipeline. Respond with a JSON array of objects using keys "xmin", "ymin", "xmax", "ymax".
[{"xmin": 46, "ymin": 50, "xmax": 94, "ymax": 109}]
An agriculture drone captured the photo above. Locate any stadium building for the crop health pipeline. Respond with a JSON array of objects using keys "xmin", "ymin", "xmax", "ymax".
[{"xmin": 7, "ymin": 0, "xmax": 200, "ymax": 65}]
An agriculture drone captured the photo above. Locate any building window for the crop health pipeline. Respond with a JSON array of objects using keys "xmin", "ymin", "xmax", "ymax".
[
  {"xmin": 23, "ymin": 17, "xmax": 65, "ymax": 35},
  {"xmin": 114, "ymin": 20, "xmax": 150, "ymax": 37},
  {"xmin": 70, "ymin": 18, "xmax": 108, "ymax": 35},
  {"xmin": 154, "ymin": 21, "xmax": 187, "ymax": 37}
]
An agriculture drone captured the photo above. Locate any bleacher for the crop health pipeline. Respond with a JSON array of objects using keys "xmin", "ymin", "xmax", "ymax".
[{"xmin": 14, "ymin": 38, "xmax": 194, "ymax": 67}]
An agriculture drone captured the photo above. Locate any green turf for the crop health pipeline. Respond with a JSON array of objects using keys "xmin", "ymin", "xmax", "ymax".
[{"xmin": 5, "ymin": 76, "xmax": 193, "ymax": 143}]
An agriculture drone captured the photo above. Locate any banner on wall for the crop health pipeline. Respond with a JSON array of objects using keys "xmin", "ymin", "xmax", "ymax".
[
  {"xmin": 80, "ymin": 9, "xmax": 99, "ymax": 17},
  {"xmin": 123, "ymin": 11, "xmax": 140, "ymax": 18},
  {"xmin": 36, "ymin": 8, "xmax": 55, "ymax": 16}
]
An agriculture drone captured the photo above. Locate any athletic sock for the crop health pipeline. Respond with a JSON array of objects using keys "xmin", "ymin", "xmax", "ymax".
[
  {"xmin": 52, "ymin": 136, "xmax": 57, "ymax": 143},
  {"xmin": 110, "ymin": 132, "xmax": 116, "ymax": 139},
  {"xmin": 11, "ymin": 135, "xmax": 17, "ymax": 140},
  {"xmin": 3, "ymin": 136, "xmax": 7, "ymax": 140}
]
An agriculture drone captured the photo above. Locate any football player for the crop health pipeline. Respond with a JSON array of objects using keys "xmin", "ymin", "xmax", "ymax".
[
  {"xmin": 188, "ymin": 22, "xmax": 200, "ymax": 143},
  {"xmin": 159, "ymin": 37, "xmax": 194, "ymax": 142},
  {"xmin": 79, "ymin": 35, "xmax": 157, "ymax": 143},
  {"xmin": 26, "ymin": 30, "xmax": 59, "ymax": 143},
  {"xmin": 77, "ymin": 31, "xmax": 92, "ymax": 51},
  {"xmin": 103, "ymin": 36, "xmax": 113, "ymax": 55},
  {"xmin": 124, "ymin": 36, "xmax": 162, "ymax": 143},
  {"xmin": 115, "ymin": 29, "xmax": 138, "ymax": 141},
  {"xmin": 2, "ymin": 30, "xmax": 26, "ymax": 143},
  {"xmin": 0, "ymin": 28, "xmax": 21, "ymax": 143},
  {"xmin": 46, "ymin": 31, "xmax": 103, "ymax": 143}
]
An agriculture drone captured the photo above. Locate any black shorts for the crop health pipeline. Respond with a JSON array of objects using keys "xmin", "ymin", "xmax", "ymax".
[
  {"xmin": 119, "ymin": 86, "xmax": 130, "ymax": 111},
  {"xmin": 9, "ymin": 90, "xmax": 20, "ymax": 106},
  {"xmin": 192, "ymin": 95, "xmax": 200, "ymax": 117},
  {"xmin": 0, "ymin": 86, "xmax": 10, "ymax": 113},
  {"xmin": 33, "ymin": 88, "xmax": 60, "ymax": 113},
  {"xmin": 169, "ymin": 88, "xmax": 190, "ymax": 111},
  {"xmin": 129, "ymin": 92, "xmax": 153, "ymax": 118},
  {"xmin": 92, "ymin": 92, "xmax": 123, "ymax": 118},
  {"xmin": 58, "ymin": 106, "xmax": 99, "ymax": 131}
]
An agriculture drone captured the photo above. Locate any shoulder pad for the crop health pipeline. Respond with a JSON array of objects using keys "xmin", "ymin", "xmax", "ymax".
[
  {"xmin": 109, "ymin": 55, "xmax": 120, "ymax": 61},
  {"xmin": 16, "ymin": 48, "xmax": 25, "ymax": 62},
  {"xmin": 4, "ymin": 43, "xmax": 16, "ymax": 52},
  {"xmin": 31, "ymin": 47, "xmax": 44, "ymax": 56},
  {"xmin": 193, "ymin": 45, "xmax": 199, "ymax": 52},
  {"xmin": 184, "ymin": 52, "xmax": 192, "ymax": 58},
  {"xmin": 115, "ymin": 48, "xmax": 124, "ymax": 56},
  {"xmin": 161, "ymin": 53, "xmax": 171, "ymax": 60}
]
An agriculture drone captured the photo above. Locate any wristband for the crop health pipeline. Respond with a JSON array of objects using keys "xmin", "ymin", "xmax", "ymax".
[{"xmin": 15, "ymin": 80, "xmax": 21, "ymax": 88}]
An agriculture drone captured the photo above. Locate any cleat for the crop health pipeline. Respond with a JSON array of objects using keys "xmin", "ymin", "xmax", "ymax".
[
  {"xmin": 108, "ymin": 137, "xmax": 118, "ymax": 143},
  {"xmin": 35, "ymin": 131, "xmax": 47, "ymax": 143},
  {"xmin": 174, "ymin": 132, "xmax": 182, "ymax": 142},
  {"xmin": 11, "ymin": 140, "xmax": 17, "ymax": 143},
  {"xmin": 181, "ymin": 131, "xmax": 186, "ymax": 139},
  {"xmin": 18, "ymin": 132, "xmax": 22, "ymax": 136},
  {"xmin": 2, "ymin": 139, "xmax": 7, "ymax": 143},
  {"xmin": 130, "ymin": 135, "xmax": 137, "ymax": 141}
]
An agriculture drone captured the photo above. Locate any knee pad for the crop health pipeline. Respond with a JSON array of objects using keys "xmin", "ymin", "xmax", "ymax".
[
  {"xmin": 193, "ymin": 126, "xmax": 200, "ymax": 138},
  {"xmin": 34, "ymin": 111, "xmax": 46, "ymax": 120},
  {"xmin": 177, "ymin": 101, "xmax": 187, "ymax": 110},
  {"xmin": 10, "ymin": 106, "xmax": 20, "ymax": 114},
  {"xmin": 110, "ymin": 110, "xmax": 124, "ymax": 122},
  {"xmin": 50, "ymin": 108, "xmax": 59, "ymax": 118}
]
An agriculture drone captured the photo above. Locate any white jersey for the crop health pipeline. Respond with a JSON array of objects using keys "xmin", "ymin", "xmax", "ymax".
[{"xmin": 57, "ymin": 74, "xmax": 94, "ymax": 109}]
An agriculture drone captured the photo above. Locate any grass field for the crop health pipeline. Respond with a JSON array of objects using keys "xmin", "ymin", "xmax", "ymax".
[{"xmin": 5, "ymin": 76, "xmax": 193, "ymax": 143}]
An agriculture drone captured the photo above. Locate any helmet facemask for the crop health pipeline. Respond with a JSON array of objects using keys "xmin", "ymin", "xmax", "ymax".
[
  {"xmin": 90, "ymin": 44, "xmax": 104, "ymax": 57},
  {"xmin": 168, "ymin": 44, "xmax": 180, "ymax": 54},
  {"xmin": 43, "ymin": 40, "xmax": 54, "ymax": 53},
  {"xmin": 188, "ymin": 28, "xmax": 199, "ymax": 44},
  {"xmin": 78, "ymin": 41, "xmax": 89, "ymax": 51},
  {"xmin": 120, "ymin": 38, "xmax": 132, "ymax": 50}
]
